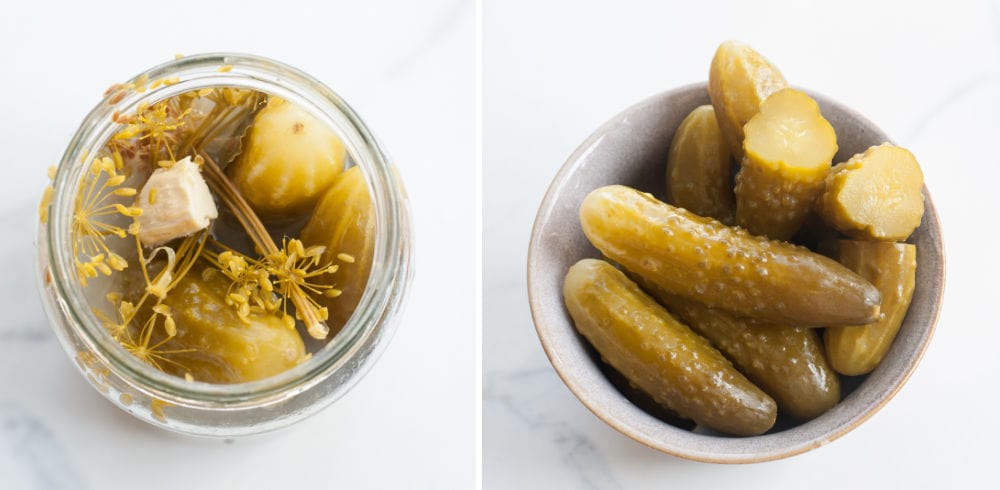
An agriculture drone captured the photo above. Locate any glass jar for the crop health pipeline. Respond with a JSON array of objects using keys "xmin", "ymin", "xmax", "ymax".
[{"xmin": 35, "ymin": 53, "xmax": 413, "ymax": 436}]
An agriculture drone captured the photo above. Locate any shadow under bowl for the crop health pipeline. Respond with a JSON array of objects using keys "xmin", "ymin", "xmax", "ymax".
[{"xmin": 526, "ymin": 82, "xmax": 944, "ymax": 463}]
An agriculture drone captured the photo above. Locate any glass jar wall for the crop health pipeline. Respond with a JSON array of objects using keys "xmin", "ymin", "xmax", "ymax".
[{"xmin": 36, "ymin": 53, "xmax": 413, "ymax": 436}]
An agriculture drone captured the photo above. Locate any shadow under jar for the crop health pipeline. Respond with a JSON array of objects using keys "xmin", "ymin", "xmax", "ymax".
[{"xmin": 36, "ymin": 53, "xmax": 413, "ymax": 437}]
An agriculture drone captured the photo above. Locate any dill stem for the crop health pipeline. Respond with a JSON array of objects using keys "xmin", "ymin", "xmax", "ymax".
[{"xmin": 198, "ymin": 152, "xmax": 329, "ymax": 339}]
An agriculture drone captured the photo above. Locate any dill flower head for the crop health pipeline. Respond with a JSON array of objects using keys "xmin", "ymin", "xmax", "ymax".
[
  {"xmin": 202, "ymin": 237, "xmax": 342, "ymax": 337},
  {"xmin": 71, "ymin": 154, "xmax": 138, "ymax": 287},
  {"xmin": 114, "ymin": 100, "xmax": 191, "ymax": 162}
]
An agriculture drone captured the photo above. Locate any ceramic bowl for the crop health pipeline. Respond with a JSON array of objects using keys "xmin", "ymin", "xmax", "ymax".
[{"xmin": 526, "ymin": 82, "xmax": 944, "ymax": 463}]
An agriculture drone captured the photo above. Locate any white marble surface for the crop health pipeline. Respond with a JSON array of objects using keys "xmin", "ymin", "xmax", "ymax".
[
  {"xmin": 0, "ymin": 1, "xmax": 474, "ymax": 489},
  {"xmin": 485, "ymin": 0, "xmax": 999, "ymax": 487}
]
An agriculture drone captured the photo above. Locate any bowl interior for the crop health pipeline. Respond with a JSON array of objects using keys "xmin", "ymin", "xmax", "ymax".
[{"xmin": 527, "ymin": 83, "xmax": 944, "ymax": 463}]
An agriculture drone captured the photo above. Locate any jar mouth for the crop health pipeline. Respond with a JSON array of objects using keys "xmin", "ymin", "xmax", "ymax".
[{"xmin": 44, "ymin": 53, "xmax": 412, "ymax": 406}]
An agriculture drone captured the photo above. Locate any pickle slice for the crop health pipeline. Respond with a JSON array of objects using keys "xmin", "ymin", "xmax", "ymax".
[
  {"xmin": 634, "ymin": 276, "xmax": 839, "ymax": 421},
  {"xmin": 162, "ymin": 268, "xmax": 308, "ymax": 383},
  {"xmin": 580, "ymin": 185, "xmax": 880, "ymax": 326},
  {"xmin": 563, "ymin": 259, "xmax": 776, "ymax": 436},
  {"xmin": 735, "ymin": 88, "xmax": 838, "ymax": 240},
  {"xmin": 299, "ymin": 166, "xmax": 375, "ymax": 335},
  {"xmin": 708, "ymin": 41, "xmax": 788, "ymax": 160},
  {"xmin": 665, "ymin": 105, "xmax": 735, "ymax": 223},
  {"xmin": 227, "ymin": 96, "xmax": 346, "ymax": 220},
  {"xmin": 825, "ymin": 241, "xmax": 917, "ymax": 376},
  {"xmin": 818, "ymin": 144, "xmax": 924, "ymax": 241}
]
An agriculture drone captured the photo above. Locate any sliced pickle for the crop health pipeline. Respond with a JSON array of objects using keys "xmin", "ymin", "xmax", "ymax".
[
  {"xmin": 735, "ymin": 88, "xmax": 838, "ymax": 240},
  {"xmin": 708, "ymin": 40, "xmax": 788, "ymax": 160},
  {"xmin": 818, "ymin": 144, "xmax": 924, "ymax": 241}
]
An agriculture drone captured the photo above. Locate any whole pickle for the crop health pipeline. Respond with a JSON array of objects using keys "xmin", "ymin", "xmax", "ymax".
[
  {"xmin": 818, "ymin": 144, "xmax": 924, "ymax": 241},
  {"xmin": 708, "ymin": 41, "xmax": 788, "ymax": 160},
  {"xmin": 563, "ymin": 259, "xmax": 777, "ymax": 436},
  {"xmin": 161, "ymin": 268, "xmax": 308, "ymax": 383},
  {"xmin": 228, "ymin": 96, "xmax": 346, "ymax": 220},
  {"xmin": 825, "ymin": 241, "xmax": 917, "ymax": 376},
  {"xmin": 735, "ymin": 88, "xmax": 838, "ymax": 240},
  {"xmin": 597, "ymin": 360, "xmax": 697, "ymax": 431},
  {"xmin": 299, "ymin": 166, "xmax": 375, "ymax": 334},
  {"xmin": 633, "ymin": 275, "xmax": 839, "ymax": 421},
  {"xmin": 665, "ymin": 105, "xmax": 735, "ymax": 223},
  {"xmin": 579, "ymin": 185, "xmax": 880, "ymax": 326}
]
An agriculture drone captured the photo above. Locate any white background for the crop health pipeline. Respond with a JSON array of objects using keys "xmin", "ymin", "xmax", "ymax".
[
  {"xmin": 485, "ymin": 0, "xmax": 999, "ymax": 488},
  {"xmin": 0, "ymin": 0, "xmax": 475, "ymax": 489}
]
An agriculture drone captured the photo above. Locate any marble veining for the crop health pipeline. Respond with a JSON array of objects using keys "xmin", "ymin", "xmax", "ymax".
[
  {"xmin": 485, "ymin": 368, "xmax": 624, "ymax": 489},
  {"xmin": 1, "ymin": 402, "xmax": 86, "ymax": 490},
  {"xmin": 0, "ymin": 202, "xmax": 50, "ymax": 345}
]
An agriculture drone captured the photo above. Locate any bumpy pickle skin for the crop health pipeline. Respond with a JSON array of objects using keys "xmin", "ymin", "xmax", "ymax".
[
  {"xmin": 818, "ymin": 144, "xmax": 925, "ymax": 241},
  {"xmin": 580, "ymin": 185, "xmax": 881, "ymax": 326},
  {"xmin": 825, "ymin": 241, "xmax": 917, "ymax": 376},
  {"xmin": 597, "ymin": 360, "xmax": 697, "ymax": 431},
  {"xmin": 227, "ymin": 96, "xmax": 346, "ymax": 220},
  {"xmin": 299, "ymin": 166, "xmax": 375, "ymax": 335},
  {"xmin": 633, "ymin": 276, "xmax": 839, "ymax": 420},
  {"xmin": 161, "ymin": 268, "xmax": 308, "ymax": 383},
  {"xmin": 735, "ymin": 88, "xmax": 838, "ymax": 240},
  {"xmin": 563, "ymin": 259, "xmax": 777, "ymax": 436},
  {"xmin": 665, "ymin": 105, "xmax": 735, "ymax": 223},
  {"xmin": 708, "ymin": 41, "xmax": 788, "ymax": 161}
]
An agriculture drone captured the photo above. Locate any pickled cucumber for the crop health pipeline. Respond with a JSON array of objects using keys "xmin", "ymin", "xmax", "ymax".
[
  {"xmin": 665, "ymin": 105, "xmax": 734, "ymax": 223},
  {"xmin": 818, "ymin": 144, "xmax": 924, "ymax": 241},
  {"xmin": 228, "ymin": 97, "xmax": 346, "ymax": 219},
  {"xmin": 825, "ymin": 241, "xmax": 917, "ymax": 376},
  {"xmin": 790, "ymin": 212, "xmax": 842, "ymax": 256},
  {"xmin": 563, "ymin": 259, "xmax": 777, "ymax": 436},
  {"xmin": 299, "ymin": 166, "xmax": 375, "ymax": 334},
  {"xmin": 597, "ymin": 360, "xmax": 697, "ymax": 431},
  {"xmin": 708, "ymin": 41, "xmax": 788, "ymax": 160},
  {"xmin": 735, "ymin": 88, "xmax": 838, "ymax": 240},
  {"xmin": 633, "ymin": 276, "xmax": 839, "ymax": 420},
  {"xmin": 161, "ymin": 268, "xmax": 308, "ymax": 383},
  {"xmin": 580, "ymin": 185, "xmax": 880, "ymax": 326}
]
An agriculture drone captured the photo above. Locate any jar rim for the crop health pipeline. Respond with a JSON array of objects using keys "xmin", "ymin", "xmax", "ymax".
[{"xmin": 42, "ymin": 53, "xmax": 412, "ymax": 407}]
